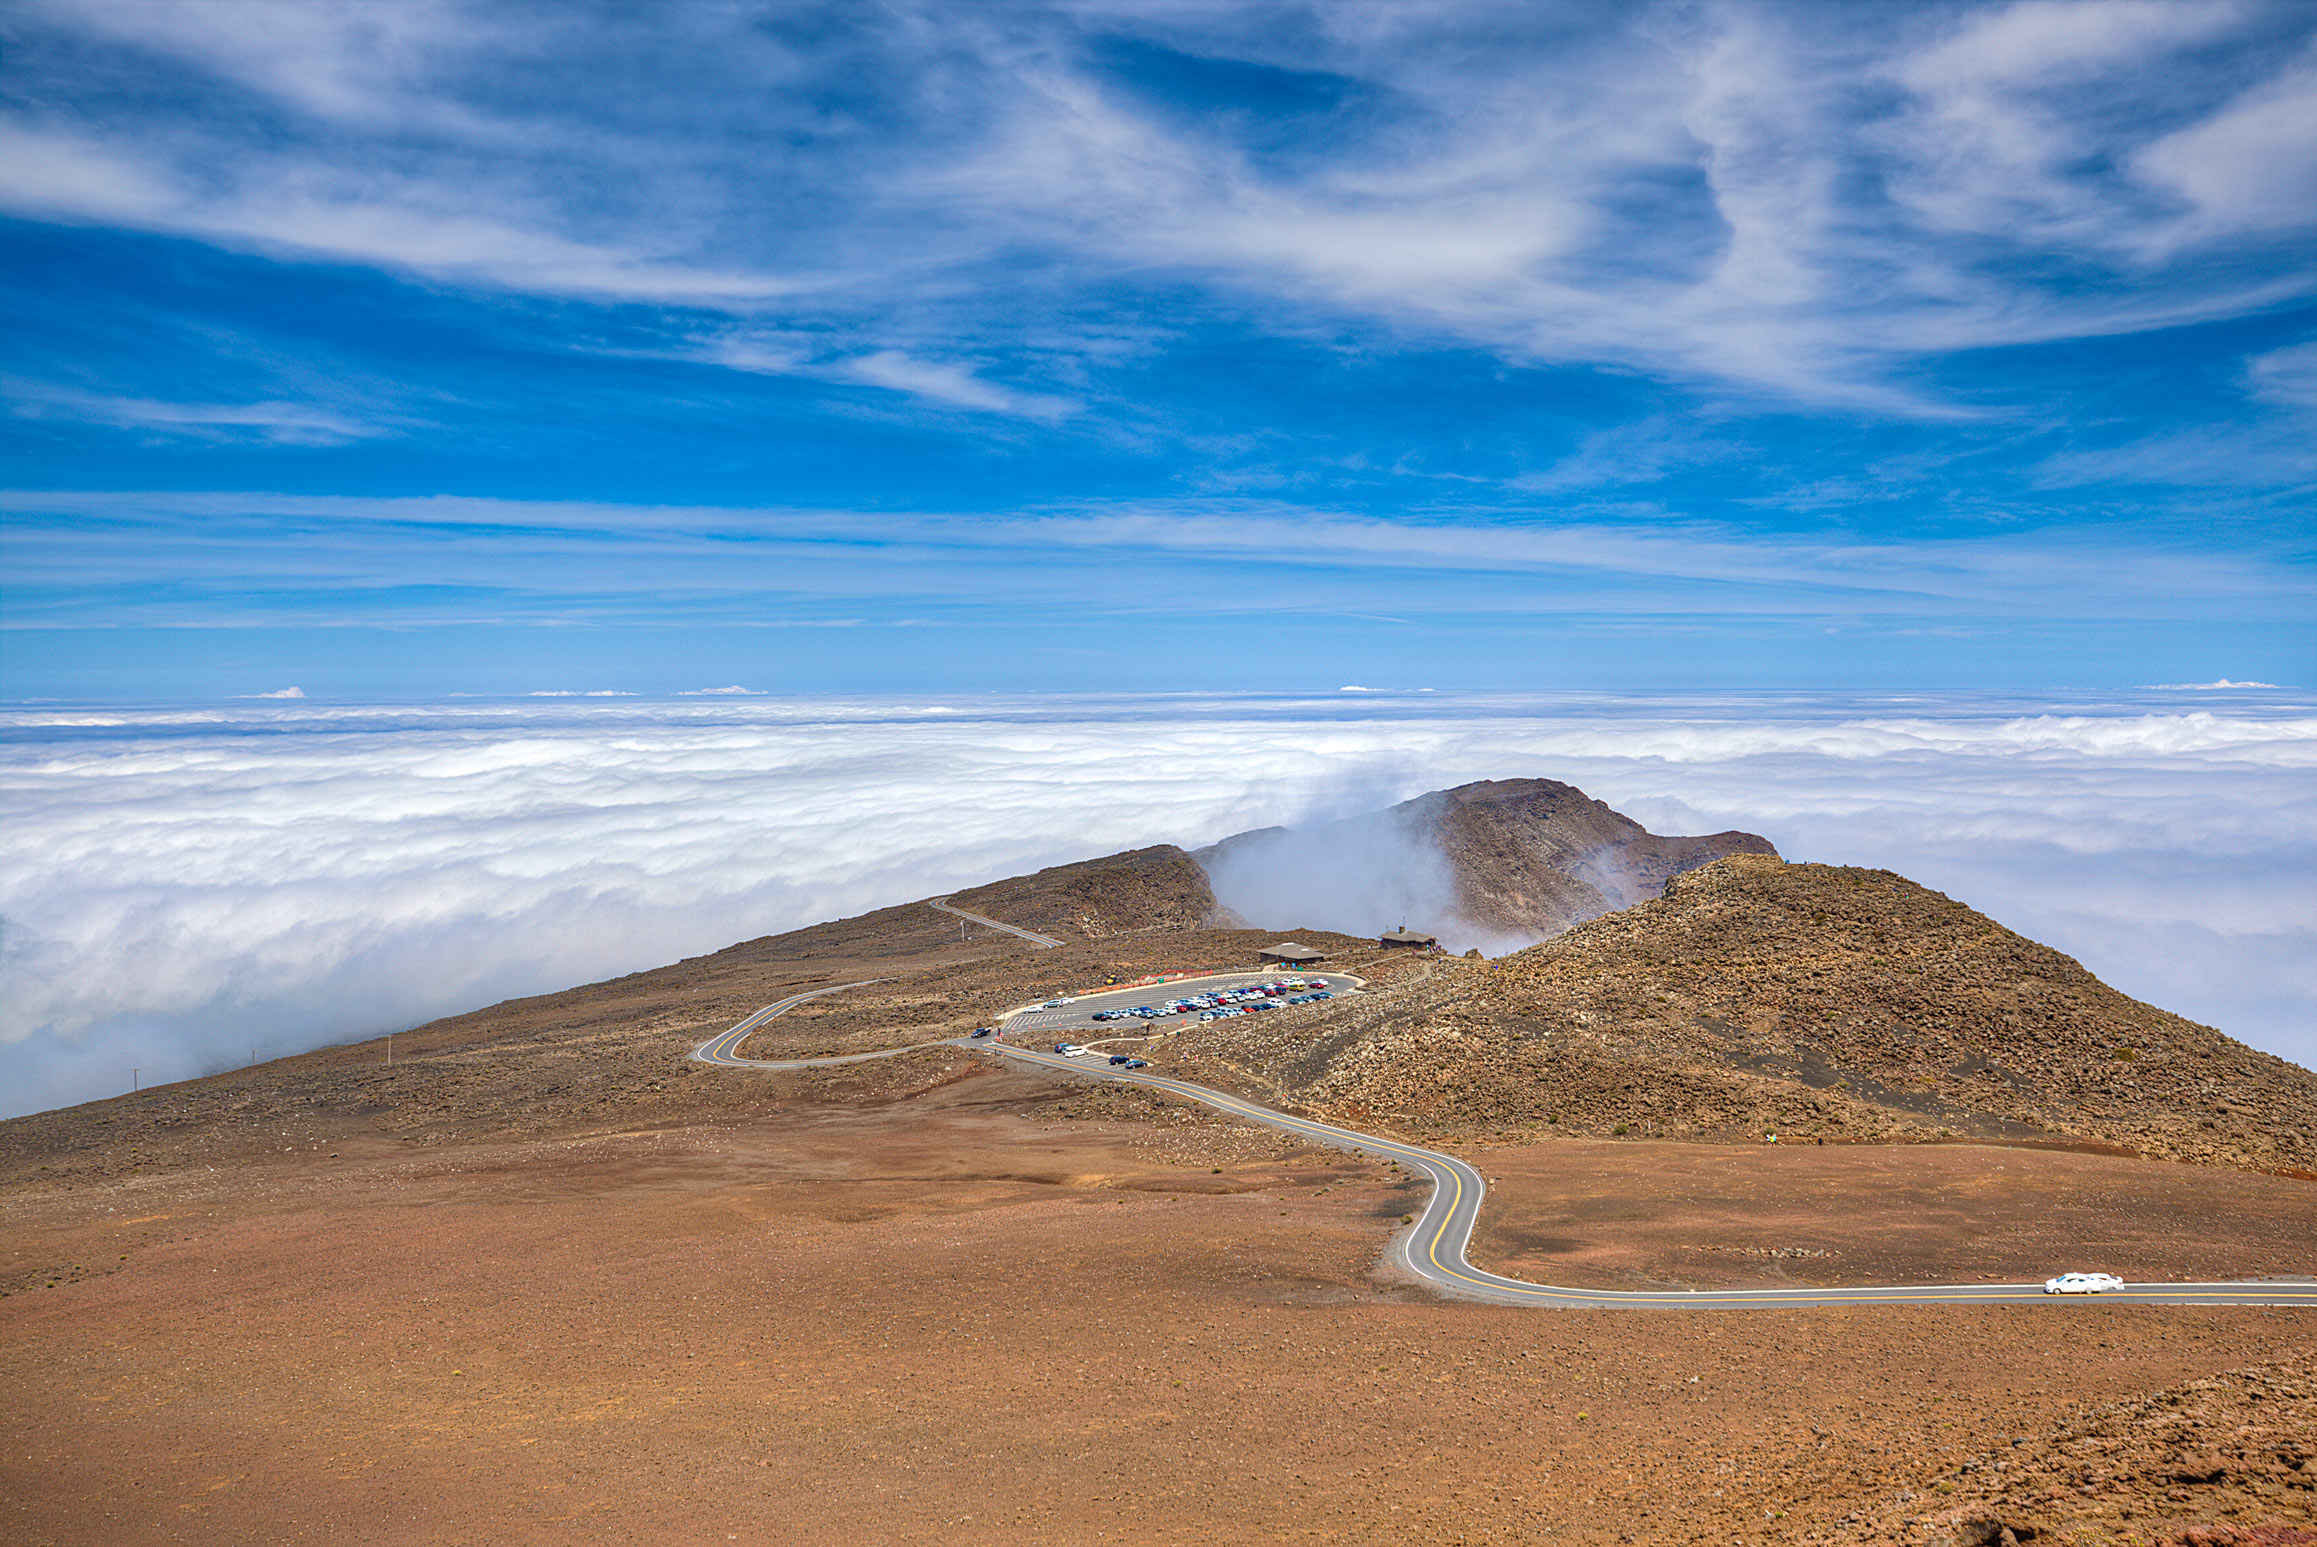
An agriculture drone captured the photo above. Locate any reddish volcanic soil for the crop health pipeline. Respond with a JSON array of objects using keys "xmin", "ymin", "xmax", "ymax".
[
  {"xmin": 5, "ymin": 1057, "xmax": 2311, "ymax": 1546},
  {"xmin": 1465, "ymin": 1138, "xmax": 2317, "ymax": 1291}
]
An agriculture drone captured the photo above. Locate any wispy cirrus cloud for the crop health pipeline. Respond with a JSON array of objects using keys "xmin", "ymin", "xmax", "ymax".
[
  {"xmin": 839, "ymin": 351, "xmax": 1080, "ymax": 420},
  {"xmin": 689, "ymin": 331, "xmax": 1082, "ymax": 420},
  {"xmin": 2, "ymin": 488, "xmax": 2306, "ymax": 629},
  {"xmin": 4, "ymin": 1, "xmax": 2311, "ymax": 408},
  {"xmin": 4, "ymin": 380, "xmax": 385, "ymax": 444},
  {"xmin": 2246, "ymin": 340, "xmax": 2317, "ymax": 409},
  {"xmin": 0, "ymin": 119, "xmax": 805, "ymax": 304}
]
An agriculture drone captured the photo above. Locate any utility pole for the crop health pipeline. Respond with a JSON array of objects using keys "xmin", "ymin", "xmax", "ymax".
[
  {"xmin": 130, "ymin": 1068, "xmax": 140, "ymax": 1092},
  {"xmin": 386, "ymin": 1034, "xmax": 393, "ymax": 1067}
]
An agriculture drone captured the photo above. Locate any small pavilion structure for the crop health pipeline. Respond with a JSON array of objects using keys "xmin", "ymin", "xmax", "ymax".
[
  {"xmin": 1258, "ymin": 941, "xmax": 1325, "ymax": 966},
  {"xmin": 1379, "ymin": 925, "xmax": 1437, "ymax": 949}
]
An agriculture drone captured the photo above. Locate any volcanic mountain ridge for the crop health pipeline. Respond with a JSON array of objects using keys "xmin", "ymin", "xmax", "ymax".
[{"xmin": 5, "ymin": 775, "xmax": 2306, "ymax": 1183}]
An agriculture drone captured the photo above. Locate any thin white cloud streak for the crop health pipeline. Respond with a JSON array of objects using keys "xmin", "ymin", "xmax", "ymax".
[
  {"xmin": 3, "ymin": 383, "xmax": 383, "ymax": 445},
  {"xmin": 688, "ymin": 333, "xmax": 1083, "ymax": 420},
  {"xmin": 839, "ymin": 351, "xmax": 1080, "ymax": 420},
  {"xmin": 2, "ymin": 2, "xmax": 2310, "ymax": 405},
  {"xmin": 2, "ymin": 692, "xmax": 2311, "ymax": 1118},
  {"xmin": 3, "ymin": 490, "xmax": 2307, "ymax": 625},
  {"xmin": 2246, "ymin": 340, "xmax": 2317, "ymax": 409}
]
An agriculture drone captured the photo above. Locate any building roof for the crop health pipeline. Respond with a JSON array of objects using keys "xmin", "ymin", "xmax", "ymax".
[
  {"xmin": 1258, "ymin": 940, "xmax": 1324, "ymax": 959},
  {"xmin": 1380, "ymin": 926, "xmax": 1437, "ymax": 944}
]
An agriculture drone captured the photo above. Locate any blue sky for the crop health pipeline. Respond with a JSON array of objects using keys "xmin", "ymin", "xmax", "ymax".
[{"xmin": 3, "ymin": 0, "xmax": 2313, "ymax": 696}]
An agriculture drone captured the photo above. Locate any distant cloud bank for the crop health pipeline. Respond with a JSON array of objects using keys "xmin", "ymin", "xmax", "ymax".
[
  {"xmin": 2149, "ymin": 679, "xmax": 2285, "ymax": 690},
  {"xmin": 3, "ymin": 691, "xmax": 2311, "ymax": 1118}
]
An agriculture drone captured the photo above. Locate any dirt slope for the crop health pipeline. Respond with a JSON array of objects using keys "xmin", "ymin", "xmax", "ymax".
[
  {"xmin": 946, "ymin": 843, "xmax": 1224, "ymax": 939},
  {"xmin": 0, "ymin": 900, "xmax": 1384, "ymax": 1190},
  {"xmin": 1155, "ymin": 855, "xmax": 2315, "ymax": 1172}
]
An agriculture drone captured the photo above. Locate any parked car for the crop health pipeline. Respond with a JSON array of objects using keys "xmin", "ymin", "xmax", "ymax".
[{"xmin": 2043, "ymin": 1272, "xmax": 2126, "ymax": 1294}]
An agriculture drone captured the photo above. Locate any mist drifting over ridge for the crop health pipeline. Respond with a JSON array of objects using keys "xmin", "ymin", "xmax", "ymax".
[
  {"xmin": 3, "ymin": 688, "xmax": 2312, "ymax": 1118},
  {"xmin": 1198, "ymin": 803, "xmax": 1472, "ymax": 951}
]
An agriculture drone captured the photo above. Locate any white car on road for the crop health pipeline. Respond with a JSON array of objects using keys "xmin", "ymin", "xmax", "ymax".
[{"xmin": 2043, "ymin": 1272, "xmax": 2126, "ymax": 1295}]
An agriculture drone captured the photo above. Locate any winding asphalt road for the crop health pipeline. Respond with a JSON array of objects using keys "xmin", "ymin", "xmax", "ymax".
[
  {"xmin": 693, "ymin": 971, "xmax": 2317, "ymax": 1311},
  {"xmin": 689, "ymin": 980, "xmax": 961, "ymax": 1070}
]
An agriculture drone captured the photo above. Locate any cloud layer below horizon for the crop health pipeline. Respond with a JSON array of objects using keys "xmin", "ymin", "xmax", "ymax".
[{"xmin": 4, "ymin": 691, "xmax": 2310, "ymax": 1118}]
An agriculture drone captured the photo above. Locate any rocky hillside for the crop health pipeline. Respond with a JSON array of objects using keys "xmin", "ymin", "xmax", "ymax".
[{"xmin": 1188, "ymin": 855, "xmax": 2315, "ymax": 1173}]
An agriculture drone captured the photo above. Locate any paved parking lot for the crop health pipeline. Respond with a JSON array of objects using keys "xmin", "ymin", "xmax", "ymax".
[{"xmin": 1001, "ymin": 970, "xmax": 1363, "ymax": 1036}]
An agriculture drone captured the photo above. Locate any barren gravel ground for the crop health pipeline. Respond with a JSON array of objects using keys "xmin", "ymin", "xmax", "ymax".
[{"xmin": 5, "ymin": 1059, "xmax": 2310, "ymax": 1546}]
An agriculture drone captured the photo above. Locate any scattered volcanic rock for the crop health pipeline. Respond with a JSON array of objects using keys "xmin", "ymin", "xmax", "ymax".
[
  {"xmin": 1834, "ymin": 1348, "xmax": 2317, "ymax": 1547},
  {"xmin": 1200, "ymin": 854, "xmax": 2317, "ymax": 1172}
]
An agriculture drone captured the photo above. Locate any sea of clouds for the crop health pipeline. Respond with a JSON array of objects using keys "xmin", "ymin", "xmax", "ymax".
[{"xmin": 4, "ymin": 690, "xmax": 2312, "ymax": 1118}]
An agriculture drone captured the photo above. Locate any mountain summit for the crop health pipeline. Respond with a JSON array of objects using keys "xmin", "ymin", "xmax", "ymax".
[
  {"xmin": 1399, "ymin": 777, "xmax": 1777, "ymax": 936},
  {"xmin": 1195, "ymin": 777, "xmax": 1776, "ymax": 945}
]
